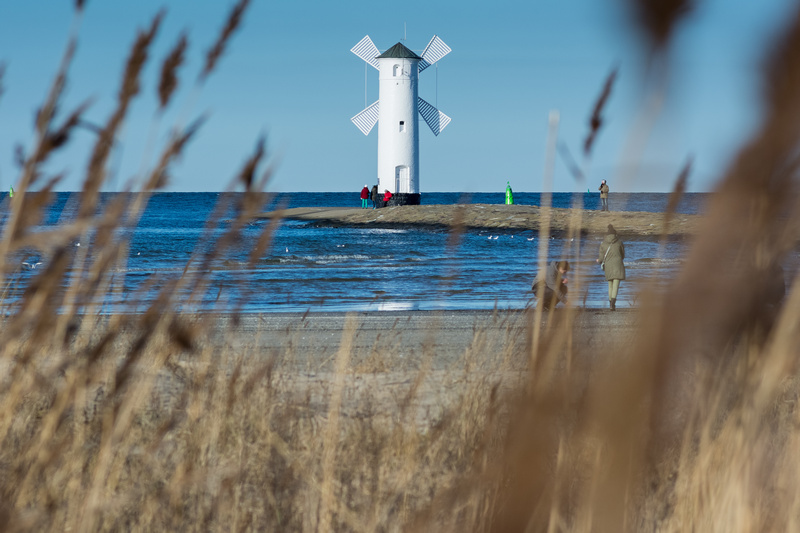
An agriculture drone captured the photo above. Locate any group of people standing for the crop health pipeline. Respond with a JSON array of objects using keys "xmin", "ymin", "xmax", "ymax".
[
  {"xmin": 532, "ymin": 224, "xmax": 626, "ymax": 311},
  {"xmin": 360, "ymin": 185, "xmax": 393, "ymax": 209}
]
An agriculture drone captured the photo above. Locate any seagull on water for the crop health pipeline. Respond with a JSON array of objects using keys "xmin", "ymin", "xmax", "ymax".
[{"xmin": 22, "ymin": 261, "xmax": 42, "ymax": 270}]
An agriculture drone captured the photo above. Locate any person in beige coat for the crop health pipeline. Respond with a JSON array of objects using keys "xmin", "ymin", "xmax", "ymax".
[
  {"xmin": 598, "ymin": 180, "xmax": 610, "ymax": 211},
  {"xmin": 597, "ymin": 224, "xmax": 625, "ymax": 310}
]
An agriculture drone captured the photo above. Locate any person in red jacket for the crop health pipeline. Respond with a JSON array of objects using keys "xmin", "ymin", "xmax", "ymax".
[
  {"xmin": 360, "ymin": 185, "xmax": 369, "ymax": 209},
  {"xmin": 383, "ymin": 189, "xmax": 393, "ymax": 205}
]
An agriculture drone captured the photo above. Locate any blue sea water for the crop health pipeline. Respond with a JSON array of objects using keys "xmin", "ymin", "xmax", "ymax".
[{"xmin": 2, "ymin": 191, "xmax": 788, "ymax": 313}]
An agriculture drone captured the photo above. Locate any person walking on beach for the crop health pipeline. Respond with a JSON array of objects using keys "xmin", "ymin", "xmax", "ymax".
[
  {"xmin": 598, "ymin": 179, "xmax": 610, "ymax": 211},
  {"xmin": 597, "ymin": 224, "xmax": 625, "ymax": 310},
  {"xmin": 360, "ymin": 185, "xmax": 370, "ymax": 209},
  {"xmin": 531, "ymin": 260, "xmax": 570, "ymax": 310},
  {"xmin": 370, "ymin": 184, "xmax": 379, "ymax": 209}
]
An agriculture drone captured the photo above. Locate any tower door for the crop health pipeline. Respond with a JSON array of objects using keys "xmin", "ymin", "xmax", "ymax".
[{"xmin": 395, "ymin": 166, "xmax": 410, "ymax": 193}]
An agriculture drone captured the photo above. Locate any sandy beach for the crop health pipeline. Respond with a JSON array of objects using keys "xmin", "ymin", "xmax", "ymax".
[
  {"xmin": 142, "ymin": 308, "xmax": 638, "ymax": 428},
  {"xmin": 198, "ymin": 308, "xmax": 637, "ymax": 369}
]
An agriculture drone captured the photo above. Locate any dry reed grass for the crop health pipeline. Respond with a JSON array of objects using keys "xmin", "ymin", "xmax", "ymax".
[{"xmin": 1, "ymin": 1, "xmax": 799, "ymax": 531}]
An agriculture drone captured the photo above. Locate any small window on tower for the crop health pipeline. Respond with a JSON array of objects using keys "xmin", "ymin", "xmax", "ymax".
[
  {"xmin": 393, "ymin": 64, "xmax": 401, "ymax": 76},
  {"xmin": 399, "ymin": 121, "xmax": 405, "ymax": 132}
]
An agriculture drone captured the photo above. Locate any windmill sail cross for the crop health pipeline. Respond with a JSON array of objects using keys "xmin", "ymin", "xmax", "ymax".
[
  {"xmin": 351, "ymin": 35, "xmax": 380, "ymax": 70},
  {"xmin": 418, "ymin": 35, "xmax": 451, "ymax": 72},
  {"xmin": 351, "ymin": 101, "xmax": 380, "ymax": 136},
  {"xmin": 418, "ymin": 97, "xmax": 451, "ymax": 136}
]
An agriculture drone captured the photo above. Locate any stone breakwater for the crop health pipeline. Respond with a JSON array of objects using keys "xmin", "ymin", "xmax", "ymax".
[{"xmin": 257, "ymin": 204, "xmax": 700, "ymax": 237}]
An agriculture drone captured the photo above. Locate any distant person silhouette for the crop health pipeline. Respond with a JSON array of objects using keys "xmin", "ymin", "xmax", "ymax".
[
  {"xmin": 360, "ymin": 185, "xmax": 370, "ymax": 209},
  {"xmin": 370, "ymin": 184, "xmax": 379, "ymax": 209},
  {"xmin": 598, "ymin": 180, "xmax": 609, "ymax": 211}
]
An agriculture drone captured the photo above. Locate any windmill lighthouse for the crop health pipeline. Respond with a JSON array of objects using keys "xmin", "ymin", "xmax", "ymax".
[{"xmin": 350, "ymin": 35, "xmax": 451, "ymax": 205}]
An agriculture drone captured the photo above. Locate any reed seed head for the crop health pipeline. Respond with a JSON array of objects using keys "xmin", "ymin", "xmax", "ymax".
[
  {"xmin": 628, "ymin": 0, "xmax": 693, "ymax": 50},
  {"xmin": 158, "ymin": 33, "xmax": 188, "ymax": 110},
  {"xmin": 583, "ymin": 67, "xmax": 617, "ymax": 157},
  {"xmin": 201, "ymin": 0, "xmax": 250, "ymax": 81},
  {"xmin": 238, "ymin": 135, "xmax": 265, "ymax": 192}
]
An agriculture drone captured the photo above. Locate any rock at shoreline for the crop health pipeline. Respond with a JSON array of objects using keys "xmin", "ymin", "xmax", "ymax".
[{"xmin": 257, "ymin": 204, "xmax": 700, "ymax": 237}]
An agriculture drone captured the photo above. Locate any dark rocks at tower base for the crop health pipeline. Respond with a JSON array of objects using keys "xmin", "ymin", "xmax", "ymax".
[{"xmin": 386, "ymin": 193, "xmax": 421, "ymax": 206}]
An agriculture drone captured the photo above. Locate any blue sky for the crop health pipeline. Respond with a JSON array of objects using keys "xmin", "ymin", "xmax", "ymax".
[{"xmin": 0, "ymin": 0, "xmax": 796, "ymax": 193}]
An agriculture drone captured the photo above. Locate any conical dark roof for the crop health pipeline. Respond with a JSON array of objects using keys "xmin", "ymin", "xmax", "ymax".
[{"xmin": 377, "ymin": 42, "xmax": 421, "ymax": 60}]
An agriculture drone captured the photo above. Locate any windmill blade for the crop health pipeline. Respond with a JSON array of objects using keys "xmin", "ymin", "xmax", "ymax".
[
  {"xmin": 351, "ymin": 100, "xmax": 380, "ymax": 135},
  {"xmin": 418, "ymin": 97, "xmax": 451, "ymax": 136},
  {"xmin": 418, "ymin": 35, "xmax": 451, "ymax": 73},
  {"xmin": 351, "ymin": 35, "xmax": 380, "ymax": 70}
]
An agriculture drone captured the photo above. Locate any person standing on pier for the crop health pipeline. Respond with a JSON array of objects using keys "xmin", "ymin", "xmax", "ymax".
[
  {"xmin": 360, "ymin": 185, "xmax": 370, "ymax": 209},
  {"xmin": 598, "ymin": 179, "xmax": 610, "ymax": 211},
  {"xmin": 371, "ymin": 184, "xmax": 379, "ymax": 209}
]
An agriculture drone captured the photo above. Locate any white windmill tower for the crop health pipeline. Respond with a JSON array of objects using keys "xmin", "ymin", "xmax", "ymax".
[{"xmin": 350, "ymin": 35, "xmax": 451, "ymax": 205}]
